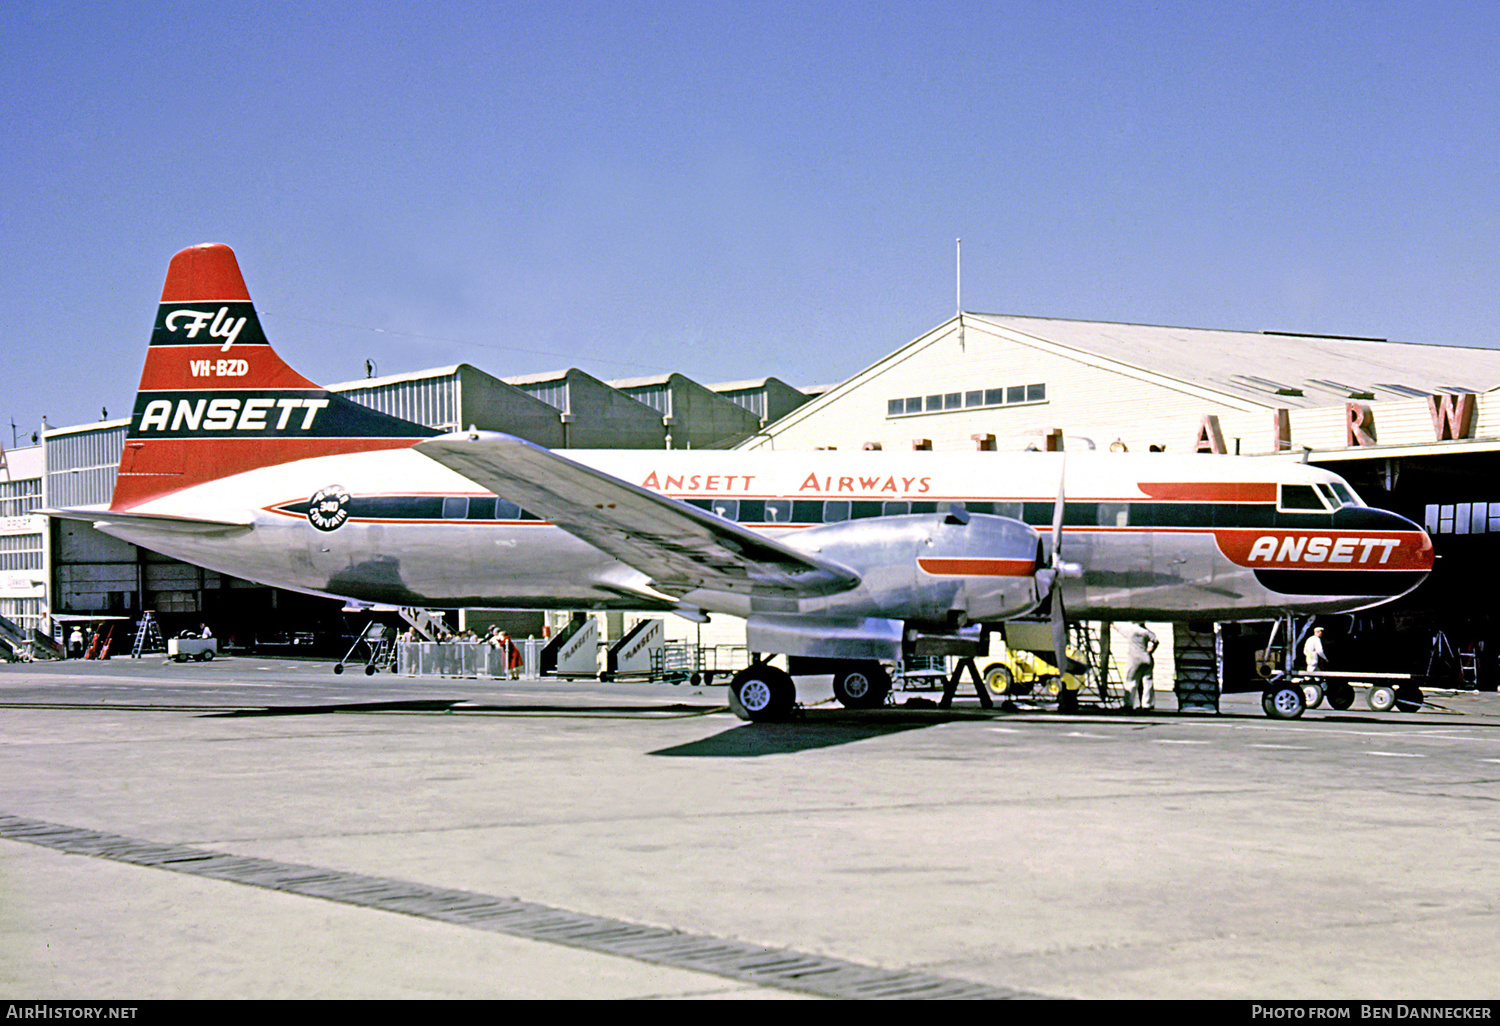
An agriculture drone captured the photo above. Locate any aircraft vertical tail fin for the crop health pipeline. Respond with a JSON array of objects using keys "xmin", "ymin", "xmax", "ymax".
[{"xmin": 112, "ymin": 244, "xmax": 436, "ymax": 510}]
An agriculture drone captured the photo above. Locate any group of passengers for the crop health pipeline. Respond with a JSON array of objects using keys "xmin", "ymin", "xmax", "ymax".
[{"xmin": 398, "ymin": 623, "xmax": 523, "ymax": 678}]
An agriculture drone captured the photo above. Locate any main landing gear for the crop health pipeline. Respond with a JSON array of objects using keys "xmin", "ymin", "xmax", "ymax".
[
  {"xmin": 728, "ymin": 663, "xmax": 797, "ymax": 722},
  {"xmin": 830, "ymin": 662, "xmax": 891, "ymax": 709},
  {"xmin": 730, "ymin": 659, "xmax": 897, "ymax": 721}
]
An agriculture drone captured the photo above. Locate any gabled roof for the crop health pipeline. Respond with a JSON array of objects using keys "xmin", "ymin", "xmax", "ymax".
[{"xmin": 967, "ymin": 314, "xmax": 1500, "ymax": 408}]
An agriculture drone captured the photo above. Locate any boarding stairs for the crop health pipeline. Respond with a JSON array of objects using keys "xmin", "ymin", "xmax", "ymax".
[
  {"xmin": 398, "ymin": 607, "xmax": 447, "ymax": 642},
  {"xmin": 0, "ymin": 612, "xmax": 56, "ymax": 661}
]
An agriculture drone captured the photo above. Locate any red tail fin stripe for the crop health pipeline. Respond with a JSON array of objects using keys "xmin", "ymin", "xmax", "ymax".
[
  {"xmin": 136, "ymin": 345, "xmax": 319, "ymax": 392},
  {"xmin": 159, "ymin": 244, "xmax": 252, "ymax": 303}
]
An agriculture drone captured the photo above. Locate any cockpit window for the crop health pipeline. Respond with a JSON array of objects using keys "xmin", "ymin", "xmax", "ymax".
[
  {"xmin": 1329, "ymin": 481, "xmax": 1364, "ymax": 507},
  {"xmin": 1278, "ymin": 484, "xmax": 1329, "ymax": 512}
]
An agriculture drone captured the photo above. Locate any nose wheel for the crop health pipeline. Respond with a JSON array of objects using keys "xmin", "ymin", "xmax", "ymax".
[{"xmin": 1261, "ymin": 683, "xmax": 1306, "ymax": 719}]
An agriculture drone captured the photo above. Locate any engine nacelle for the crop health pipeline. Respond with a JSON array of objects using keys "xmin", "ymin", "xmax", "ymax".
[{"xmin": 781, "ymin": 511, "xmax": 1044, "ymax": 626}]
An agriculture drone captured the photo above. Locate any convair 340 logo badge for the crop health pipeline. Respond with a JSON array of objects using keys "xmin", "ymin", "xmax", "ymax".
[
  {"xmin": 164, "ymin": 307, "xmax": 247, "ymax": 351},
  {"xmin": 308, "ymin": 486, "xmax": 351, "ymax": 532}
]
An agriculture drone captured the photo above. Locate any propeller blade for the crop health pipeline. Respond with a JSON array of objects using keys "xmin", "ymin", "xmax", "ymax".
[
  {"xmin": 1051, "ymin": 589, "xmax": 1068, "ymax": 678},
  {"xmin": 1050, "ymin": 454, "xmax": 1066, "ymax": 568}
]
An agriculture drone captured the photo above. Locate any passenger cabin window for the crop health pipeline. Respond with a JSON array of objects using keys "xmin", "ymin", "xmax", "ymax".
[
  {"xmin": 1096, "ymin": 502, "xmax": 1130, "ymax": 527},
  {"xmin": 1278, "ymin": 484, "xmax": 1328, "ymax": 512},
  {"xmin": 442, "ymin": 496, "xmax": 469, "ymax": 519},
  {"xmin": 710, "ymin": 499, "xmax": 739, "ymax": 521},
  {"xmin": 763, "ymin": 499, "xmax": 792, "ymax": 523},
  {"xmin": 823, "ymin": 500, "xmax": 851, "ymax": 523}
]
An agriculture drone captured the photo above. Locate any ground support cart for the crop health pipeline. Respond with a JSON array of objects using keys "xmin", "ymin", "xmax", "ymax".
[
  {"xmin": 1292, "ymin": 670, "xmax": 1426, "ymax": 713},
  {"xmin": 1259, "ymin": 670, "xmax": 1426, "ymax": 718},
  {"xmin": 894, "ymin": 656, "xmax": 948, "ymax": 691},
  {"xmin": 167, "ymin": 637, "xmax": 218, "ymax": 663}
]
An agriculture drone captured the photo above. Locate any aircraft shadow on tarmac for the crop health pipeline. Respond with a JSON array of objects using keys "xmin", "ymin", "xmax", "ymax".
[
  {"xmin": 203, "ymin": 700, "xmax": 722, "ymax": 718},
  {"xmin": 650, "ymin": 720, "xmax": 931, "ymax": 757}
]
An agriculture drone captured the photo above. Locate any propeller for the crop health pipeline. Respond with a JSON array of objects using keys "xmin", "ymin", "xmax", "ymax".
[
  {"xmin": 1037, "ymin": 451, "xmax": 1081, "ymax": 683},
  {"xmin": 1049, "ymin": 454, "xmax": 1069, "ymax": 678}
]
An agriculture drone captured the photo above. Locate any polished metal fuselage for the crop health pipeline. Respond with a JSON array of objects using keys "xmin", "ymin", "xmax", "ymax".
[{"xmin": 99, "ymin": 447, "xmax": 1431, "ymax": 628}]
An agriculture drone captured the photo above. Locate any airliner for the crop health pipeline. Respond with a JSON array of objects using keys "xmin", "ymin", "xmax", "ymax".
[{"xmin": 48, "ymin": 244, "xmax": 1434, "ymax": 720}]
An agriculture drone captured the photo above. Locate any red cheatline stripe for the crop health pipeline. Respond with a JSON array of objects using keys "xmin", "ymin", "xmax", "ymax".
[
  {"xmin": 1137, "ymin": 481, "xmax": 1278, "ymax": 503},
  {"xmin": 917, "ymin": 558, "xmax": 1035, "ymax": 577}
]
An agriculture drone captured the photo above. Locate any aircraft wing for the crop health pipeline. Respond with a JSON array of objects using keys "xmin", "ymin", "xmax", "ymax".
[{"xmin": 416, "ymin": 432, "xmax": 860, "ymax": 599}]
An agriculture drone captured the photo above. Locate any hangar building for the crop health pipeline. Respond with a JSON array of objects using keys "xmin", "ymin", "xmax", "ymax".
[{"xmin": 744, "ymin": 313, "xmax": 1500, "ymax": 456}]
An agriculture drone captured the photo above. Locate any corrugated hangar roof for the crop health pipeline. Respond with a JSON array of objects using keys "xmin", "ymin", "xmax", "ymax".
[{"xmin": 967, "ymin": 313, "xmax": 1500, "ymax": 408}]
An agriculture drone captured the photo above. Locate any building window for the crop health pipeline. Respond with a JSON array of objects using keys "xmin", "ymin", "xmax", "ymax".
[
  {"xmin": 1424, "ymin": 501, "xmax": 1500, "ymax": 535},
  {"xmin": 888, "ymin": 381, "xmax": 1049, "ymax": 418}
]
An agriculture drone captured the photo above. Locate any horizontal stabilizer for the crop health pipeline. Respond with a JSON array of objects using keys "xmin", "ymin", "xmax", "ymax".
[
  {"xmin": 44, "ymin": 507, "xmax": 254, "ymax": 536},
  {"xmin": 415, "ymin": 431, "xmax": 860, "ymax": 599}
]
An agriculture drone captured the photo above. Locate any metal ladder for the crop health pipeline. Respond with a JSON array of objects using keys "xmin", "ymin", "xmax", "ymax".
[
  {"xmin": 1068, "ymin": 621, "xmax": 1117, "ymax": 705},
  {"xmin": 131, "ymin": 610, "xmax": 164, "ymax": 658}
]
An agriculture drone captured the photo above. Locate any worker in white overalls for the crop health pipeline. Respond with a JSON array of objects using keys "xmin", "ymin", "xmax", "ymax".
[
  {"xmin": 1303, "ymin": 627, "xmax": 1327, "ymax": 672},
  {"xmin": 1124, "ymin": 622, "xmax": 1158, "ymax": 711}
]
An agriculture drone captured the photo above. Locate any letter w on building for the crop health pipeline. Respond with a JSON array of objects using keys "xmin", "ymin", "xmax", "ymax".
[{"xmin": 1428, "ymin": 392, "xmax": 1477, "ymax": 441}]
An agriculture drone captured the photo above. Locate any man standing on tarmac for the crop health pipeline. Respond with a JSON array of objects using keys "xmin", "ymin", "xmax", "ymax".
[
  {"xmin": 1303, "ymin": 626, "xmax": 1328, "ymax": 672},
  {"xmin": 1124, "ymin": 622, "xmax": 1158, "ymax": 711}
]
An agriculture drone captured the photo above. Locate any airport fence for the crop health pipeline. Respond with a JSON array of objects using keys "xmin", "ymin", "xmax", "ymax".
[{"xmin": 395, "ymin": 639, "xmax": 544, "ymax": 679}]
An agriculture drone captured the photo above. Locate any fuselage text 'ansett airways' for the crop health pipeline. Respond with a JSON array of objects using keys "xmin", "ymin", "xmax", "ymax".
[{"xmin": 640, "ymin": 470, "xmax": 933, "ymax": 495}]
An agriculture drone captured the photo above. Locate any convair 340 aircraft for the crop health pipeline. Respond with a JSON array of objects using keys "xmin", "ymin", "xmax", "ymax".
[{"xmin": 51, "ymin": 244, "xmax": 1434, "ymax": 720}]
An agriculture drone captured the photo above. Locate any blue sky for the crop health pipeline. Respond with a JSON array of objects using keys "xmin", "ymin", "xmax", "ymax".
[{"xmin": 4, "ymin": 0, "xmax": 1499, "ymax": 436}]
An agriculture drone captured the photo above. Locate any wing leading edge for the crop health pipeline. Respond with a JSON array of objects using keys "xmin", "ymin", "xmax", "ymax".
[{"xmin": 415, "ymin": 432, "xmax": 860, "ymax": 599}]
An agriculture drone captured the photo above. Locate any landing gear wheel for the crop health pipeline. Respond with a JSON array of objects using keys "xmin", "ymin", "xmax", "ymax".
[
  {"xmin": 982, "ymin": 663, "xmax": 1014, "ymax": 695},
  {"xmin": 1301, "ymin": 681, "xmax": 1324, "ymax": 709},
  {"xmin": 333, "ymin": 663, "xmax": 345, "ymax": 674},
  {"xmin": 831, "ymin": 662, "xmax": 891, "ymax": 709},
  {"xmin": 1327, "ymin": 682, "xmax": 1355, "ymax": 710},
  {"xmin": 1368, "ymin": 684, "xmax": 1397, "ymax": 712},
  {"xmin": 364, "ymin": 663, "xmax": 376, "ymax": 676},
  {"xmin": 729, "ymin": 665, "xmax": 796, "ymax": 722},
  {"xmin": 1394, "ymin": 685, "xmax": 1424, "ymax": 713},
  {"xmin": 1262, "ymin": 685, "xmax": 1306, "ymax": 719}
]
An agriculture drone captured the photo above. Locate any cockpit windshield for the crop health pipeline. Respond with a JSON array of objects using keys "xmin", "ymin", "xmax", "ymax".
[
  {"xmin": 1281, "ymin": 479, "xmax": 1368, "ymax": 512},
  {"xmin": 1328, "ymin": 481, "xmax": 1365, "ymax": 507}
]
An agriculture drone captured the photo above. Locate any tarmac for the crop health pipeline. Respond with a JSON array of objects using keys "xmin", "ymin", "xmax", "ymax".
[{"xmin": 3, "ymin": 655, "xmax": 1500, "ymax": 1001}]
